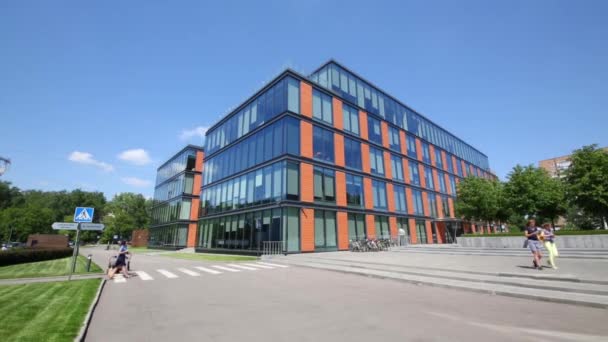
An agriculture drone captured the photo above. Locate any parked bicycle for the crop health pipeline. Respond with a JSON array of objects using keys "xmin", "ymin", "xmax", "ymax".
[{"xmin": 349, "ymin": 238, "xmax": 397, "ymax": 252}]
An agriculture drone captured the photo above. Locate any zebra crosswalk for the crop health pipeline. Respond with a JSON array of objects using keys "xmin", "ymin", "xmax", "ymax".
[{"xmin": 112, "ymin": 262, "xmax": 288, "ymax": 284}]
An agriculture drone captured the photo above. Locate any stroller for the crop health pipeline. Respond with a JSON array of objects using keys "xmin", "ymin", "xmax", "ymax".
[{"xmin": 107, "ymin": 253, "xmax": 131, "ymax": 273}]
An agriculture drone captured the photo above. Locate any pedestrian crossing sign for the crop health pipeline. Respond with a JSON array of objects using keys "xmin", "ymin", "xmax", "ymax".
[{"xmin": 74, "ymin": 207, "xmax": 94, "ymax": 223}]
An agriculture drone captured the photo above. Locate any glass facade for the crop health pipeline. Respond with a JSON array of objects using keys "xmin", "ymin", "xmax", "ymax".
[
  {"xmin": 435, "ymin": 148, "xmax": 443, "ymax": 169},
  {"xmin": 314, "ymin": 210, "xmax": 337, "ymax": 250},
  {"xmin": 369, "ymin": 146, "xmax": 385, "ymax": 176},
  {"xmin": 388, "ymin": 126, "xmax": 401, "ymax": 151},
  {"xmin": 407, "ymin": 135, "xmax": 417, "ymax": 158},
  {"xmin": 313, "ymin": 89, "xmax": 333, "ymax": 124},
  {"xmin": 343, "ymin": 103, "xmax": 359, "ymax": 135},
  {"xmin": 375, "ymin": 215, "xmax": 390, "ymax": 239},
  {"xmin": 314, "ymin": 166, "xmax": 336, "ymax": 203},
  {"xmin": 345, "ymin": 173, "xmax": 364, "ymax": 208},
  {"xmin": 202, "ymin": 160, "xmax": 299, "ymax": 215},
  {"xmin": 409, "ymin": 161, "xmax": 421, "ymax": 186},
  {"xmin": 153, "ymin": 173, "xmax": 194, "ymax": 203},
  {"xmin": 344, "ymin": 137, "xmax": 362, "ymax": 170},
  {"xmin": 313, "ymin": 125, "xmax": 335, "ymax": 163},
  {"xmin": 348, "ymin": 213, "xmax": 366, "ymax": 240},
  {"xmin": 205, "ymin": 76, "xmax": 300, "ymax": 155},
  {"xmin": 203, "ymin": 116, "xmax": 299, "ymax": 185},
  {"xmin": 422, "ymin": 142, "xmax": 431, "ymax": 164},
  {"xmin": 391, "ymin": 155, "xmax": 404, "ymax": 181},
  {"xmin": 367, "ymin": 116, "xmax": 382, "ymax": 145},
  {"xmin": 310, "ymin": 62, "xmax": 490, "ymax": 171},
  {"xmin": 149, "ymin": 224, "xmax": 189, "ymax": 248},
  {"xmin": 372, "ymin": 179, "xmax": 387, "ymax": 210},
  {"xmin": 416, "ymin": 220, "xmax": 428, "ymax": 243},
  {"xmin": 413, "ymin": 189, "xmax": 424, "ymax": 215},
  {"xmin": 424, "ymin": 166, "xmax": 435, "ymax": 190},
  {"xmin": 394, "ymin": 185, "xmax": 407, "ymax": 213},
  {"xmin": 198, "ymin": 207, "xmax": 300, "ymax": 252},
  {"xmin": 156, "ymin": 148, "xmax": 197, "ymax": 186}
]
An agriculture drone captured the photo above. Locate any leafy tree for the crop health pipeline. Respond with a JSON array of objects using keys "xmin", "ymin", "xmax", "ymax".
[
  {"xmin": 503, "ymin": 165, "xmax": 566, "ymax": 226},
  {"xmin": 101, "ymin": 193, "xmax": 151, "ymax": 243},
  {"xmin": 565, "ymin": 145, "xmax": 608, "ymax": 229},
  {"xmin": 0, "ymin": 181, "xmax": 23, "ymax": 209},
  {"xmin": 0, "ymin": 205, "xmax": 55, "ymax": 242},
  {"xmin": 455, "ymin": 177, "xmax": 505, "ymax": 224}
]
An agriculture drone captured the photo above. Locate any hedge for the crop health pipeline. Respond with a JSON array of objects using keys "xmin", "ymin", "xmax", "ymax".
[
  {"xmin": 0, "ymin": 248, "xmax": 73, "ymax": 267},
  {"xmin": 463, "ymin": 230, "xmax": 608, "ymax": 238}
]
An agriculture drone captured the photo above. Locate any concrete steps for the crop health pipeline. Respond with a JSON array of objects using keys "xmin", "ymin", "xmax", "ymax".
[
  {"xmin": 279, "ymin": 256, "xmax": 608, "ymax": 309},
  {"xmin": 393, "ymin": 246, "xmax": 608, "ymax": 259}
]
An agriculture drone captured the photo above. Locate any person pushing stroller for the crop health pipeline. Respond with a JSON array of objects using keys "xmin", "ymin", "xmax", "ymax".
[{"xmin": 108, "ymin": 240, "xmax": 130, "ymax": 280}]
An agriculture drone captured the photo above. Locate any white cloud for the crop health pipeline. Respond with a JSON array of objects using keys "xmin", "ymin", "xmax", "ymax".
[
  {"xmin": 68, "ymin": 151, "xmax": 114, "ymax": 172},
  {"xmin": 121, "ymin": 177, "xmax": 152, "ymax": 188},
  {"xmin": 118, "ymin": 148, "xmax": 151, "ymax": 166},
  {"xmin": 180, "ymin": 126, "xmax": 209, "ymax": 141}
]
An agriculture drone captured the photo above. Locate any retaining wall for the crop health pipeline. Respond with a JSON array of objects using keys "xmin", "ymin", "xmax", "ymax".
[{"xmin": 458, "ymin": 234, "xmax": 608, "ymax": 249}]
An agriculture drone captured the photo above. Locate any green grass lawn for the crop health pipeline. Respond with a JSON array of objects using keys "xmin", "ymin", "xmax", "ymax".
[
  {"xmin": 163, "ymin": 253, "xmax": 258, "ymax": 262},
  {"xmin": 0, "ymin": 256, "xmax": 103, "ymax": 279},
  {"xmin": 0, "ymin": 278, "xmax": 101, "ymax": 342}
]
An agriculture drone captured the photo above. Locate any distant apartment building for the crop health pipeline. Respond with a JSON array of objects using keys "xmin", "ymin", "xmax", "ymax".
[{"xmin": 539, "ymin": 147, "xmax": 608, "ymax": 178}]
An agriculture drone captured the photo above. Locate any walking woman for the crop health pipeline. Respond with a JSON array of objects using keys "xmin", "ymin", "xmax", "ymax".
[
  {"xmin": 108, "ymin": 240, "xmax": 130, "ymax": 279},
  {"xmin": 525, "ymin": 219, "xmax": 543, "ymax": 270},
  {"xmin": 541, "ymin": 223, "xmax": 559, "ymax": 269}
]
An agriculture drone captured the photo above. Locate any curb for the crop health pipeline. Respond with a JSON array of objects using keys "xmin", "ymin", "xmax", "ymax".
[
  {"xmin": 0, "ymin": 274, "xmax": 105, "ymax": 286},
  {"xmin": 290, "ymin": 263, "xmax": 608, "ymax": 309},
  {"xmin": 75, "ymin": 278, "xmax": 106, "ymax": 342}
]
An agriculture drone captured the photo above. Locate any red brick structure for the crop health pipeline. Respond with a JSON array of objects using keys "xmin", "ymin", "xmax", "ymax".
[
  {"xmin": 130, "ymin": 229, "xmax": 149, "ymax": 247},
  {"xmin": 26, "ymin": 234, "xmax": 68, "ymax": 249}
]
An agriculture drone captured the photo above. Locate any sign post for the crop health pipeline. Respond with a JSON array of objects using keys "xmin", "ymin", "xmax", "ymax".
[{"xmin": 68, "ymin": 207, "xmax": 95, "ymax": 281}]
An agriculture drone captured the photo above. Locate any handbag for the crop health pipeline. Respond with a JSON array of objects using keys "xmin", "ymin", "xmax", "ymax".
[{"xmin": 523, "ymin": 239, "xmax": 528, "ymax": 248}]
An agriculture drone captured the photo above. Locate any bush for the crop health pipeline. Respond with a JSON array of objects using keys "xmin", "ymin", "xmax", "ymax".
[{"xmin": 0, "ymin": 248, "xmax": 73, "ymax": 267}]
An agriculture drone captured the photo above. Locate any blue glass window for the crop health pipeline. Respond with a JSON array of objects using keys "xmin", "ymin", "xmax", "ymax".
[
  {"xmin": 424, "ymin": 167, "xmax": 435, "ymax": 190},
  {"xmin": 372, "ymin": 179, "xmax": 387, "ymax": 210},
  {"xmin": 422, "ymin": 142, "xmax": 431, "ymax": 164},
  {"xmin": 344, "ymin": 137, "xmax": 362, "ymax": 170},
  {"xmin": 389, "ymin": 126, "xmax": 401, "ymax": 152},
  {"xmin": 393, "ymin": 185, "xmax": 407, "ymax": 213},
  {"xmin": 407, "ymin": 135, "xmax": 417, "ymax": 158},
  {"xmin": 314, "ymin": 166, "xmax": 335, "ymax": 203},
  {"xmin": 435, "ymin": 148, "xmax": 443, "ymax": 169},
  {"xmin": 409, "ymin": 161, "xmax": 420, "ymax": 186},
  {"xmin": 391, "ymin": 155, "xmax": 404, "ymax": 181},
  {"xmin": 428, "ymin": 193, "xmax": 438, "ymax": 218},
  {"xmin": 369, "ymin": 147, "xmax": 385, "ymax": 176},
  {"xmin": 345, "ymin": 174, "xmax": 364, "ymax": 207},
  {"xmin": 313, "ymin": 126, "xmax": 334, "ymax": 163},
  {"xmin": 367, "ymin": 116, "xmax": 382, "ymax": 145},
  {"xmin": 313, "ymin": 89, "xmax": 333, "ymax": 124},
  {"xmin": 342, "ymin": 104, "xmax": 359, "ymax": 136},
  {"xmin": 449, "ymin": 175, "xmax": 457, "ymax": 195},
  {"xmin": 438, "ymin": 171, "xmax": 447, "ymax": 193},
  {"xmin": 412, "ymin": 189, "xmax": 424, "ymax": 215}
]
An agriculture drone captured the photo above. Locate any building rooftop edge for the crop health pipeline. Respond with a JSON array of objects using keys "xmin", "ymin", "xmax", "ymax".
[{"xmin": 156, "ymin": 144, "xmax": 204, "ymax": 171}]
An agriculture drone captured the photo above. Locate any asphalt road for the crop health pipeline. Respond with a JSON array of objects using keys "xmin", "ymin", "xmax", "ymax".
[{"xmin": 84, "ymin": 247, "xmax": 608, "ymax": 342}]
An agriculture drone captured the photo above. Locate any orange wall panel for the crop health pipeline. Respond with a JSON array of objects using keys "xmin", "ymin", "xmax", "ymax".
[
  {"xmin": 386, "ymin": 183, "xmax": 395, "ymax": 212},
  {"xmin": 335, "ymin": 171, "xmax": 347, "ymax": 206},
  {"xmin": 429, "ymin": 145, "xmax": 436, "ymax": 167},
  {"xmin": 300, "ymin": 82, "xmax": 312, "ymax": 118},
  {"xmin": 195, "ymin": 151, "xmax": 204, "ymax": 172},
  {"xmin": 432, "ymin": 169, "xmax": 440, "ymax": 194},
  {"xmin": 408, "ymin": 218, "xmax": 418, "ymax": 244},
  {"xmin": 187, "ymin": 223, "xmax": 198, "ymax": 248},
  {"xmin": 301, "ymin": 208, "xmax": 315, "ymax": 252},
  {"xmin": 461, "ymin": 160, "xmax": 467, "ymax": 177},
  {"xmin": 381, "ymin": 121, "xmax": 389, "ymax": 148},
  {"xmin": 337, "ymin": 211, "xmax": 349, "ymax": 250},
  {"xmin": 418, "ymin": 163, "xmax": 426, "ymax": 188},
  {"xmin": 415, "ymin": 137, "xmax": 423, "ymax": 161},
  {"xmin": 435, "ymin": 222, "xmax": 445, "ymax": 244},
  {"xmin": 441, "ymin": 151, "xmax": 448, "ymax": 172},
  {"xmin": 301, "ymin": 121, "xmax": 313, "ymax": 158},
  {"xmin": 403, "ymin": 158, "xmax": 411, "ymax": 184},
  {"xmin": 389, "ymin": 216, "xmax": 398, "ymax": 238},
  {"xmin": 383, "ymin": 151, "xmax": 392, "ymax": 180},
  {"xmin": 363, "ymin": 177, "xmax": 374, "ymax": 209},
  {"xmin": 190, "ymin": 198, "xmax": 200, "ymax": 221},
  {"xmin": 444, "ymin": 172, "xmax": 452, "ymax": 195},
  {"xmin": 422, "ymin": 191, "xmax": 430, "ymax": 217},
  {"xmin": 399, "ymin": 130, "xmax": 407, "ymax": 155},
  {"xmin": 436, "ymin": 194, "xmax": 444, "ymax": 219},
  {"xmin": 366, "ymin": 214, "xmax": 376, "ymax": 238},
  {"xmin": 406, "ymin": 187, "xmax": 414, "ymax": 215},
  {"xmin": 333, "ymin": 97, "xmax": 343, "ymax": 130},
  {"xmin": 361, "ymin": 143, "xmax": 371, "ymax": 174},
  {"xmin": 300, "ymin": 163, "xmax": 314, "ymax": 203},
  {"xmin": 193, "ymin": 173, "xmax": 202, "ymax": 196},
  {"xmin": 359, "ymin": 111, "xmax": 369, "ymax": 140},
  {"xmin": 452, "ymin": 155, "xmax": 458, "ymax": 174},
  {"xmin": 334, "ymin": 133, "xmax": 345, "ymax": 167}
]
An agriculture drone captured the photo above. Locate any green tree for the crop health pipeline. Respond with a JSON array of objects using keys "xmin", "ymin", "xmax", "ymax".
[
  {"xmin": 565, "ymin": 145, "xmax": 608, "ymax": 229},
  {"xmin": 101, "ymin": 193, "xmax": 151, "ymax": 242},
  {"xmin": 0, "ymin": 205, "xmax": 55, "ymax": 242},
  {"xmin": 455, "ymin": 177, "xmax": 511, "ymax": 231},
  {"xmin": 0, "ymin": 181, "xmax": 23, "ymax": 209},
  {"xmin": 503, "ymin": 165, "xmax": 566, "ymax": 226}
]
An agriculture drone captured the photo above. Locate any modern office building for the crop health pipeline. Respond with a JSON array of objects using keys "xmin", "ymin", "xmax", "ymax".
[
  {"xmin": 149, "ymin": 145, "xmax": 204, "ymax": 249},
  {"xmin": 197, "ymin": 60, "xmax": 495, "ymax": 254}
]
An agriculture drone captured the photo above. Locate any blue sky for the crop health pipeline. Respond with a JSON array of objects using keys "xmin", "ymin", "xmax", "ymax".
[{"xmin": 1, "ymin": 0, "xmax": 607, "ymax": 199}]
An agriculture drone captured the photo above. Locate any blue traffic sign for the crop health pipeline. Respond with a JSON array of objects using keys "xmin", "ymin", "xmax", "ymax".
[{"xmin": 74, "ymin": 207, "xmax": 94, "ymax": 223}]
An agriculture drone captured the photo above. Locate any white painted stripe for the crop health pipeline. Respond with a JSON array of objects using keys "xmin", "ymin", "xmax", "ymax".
[
  {"xmin": 257, "ymin": 262, "xmax": 288, "ymax": 268},
  {"xmin": 211, "ymin": 265, "xmax": 241, "ymax": 272},
  {"xmin": 157, "ymin": 269, "xmax": 179, "ymax": 278},
  {"xmin": 227, "ymin": 263, "xmax": 258, "ymax": 271},
  {"xmin": 194, "ymin": 266, "xmax": 222, "ymax": 275},
  {"xmin": 135, "ymin": 271, "xmax": 153, "ymax": 281},
  {"xmin": 113, "ymin": 275, "xmax": 127, "ymax": 283},
  {"xmin": 243, "ymin": 263, "xmax": 273, "ymax": 269},
  {"xmin": 178, "ymin": 268, "xmax": 200, "ymax": 277}
]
